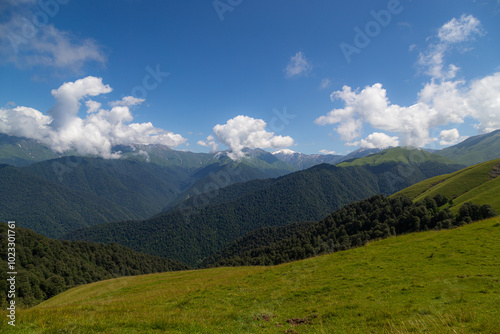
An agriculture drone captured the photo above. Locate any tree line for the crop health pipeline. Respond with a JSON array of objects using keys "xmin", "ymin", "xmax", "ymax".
[{"xmin": 203, "ymin": 194, "xmax": 497, "ymax": 267}]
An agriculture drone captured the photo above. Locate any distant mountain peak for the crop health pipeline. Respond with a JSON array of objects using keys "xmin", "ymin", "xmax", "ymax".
[
  {"xmin": 436, "ymin": 128, "xmax": 500, "ymax": 166},
  {"xmin": 272, "ymin": 149, "xmax": 297, "ymax": 155}
]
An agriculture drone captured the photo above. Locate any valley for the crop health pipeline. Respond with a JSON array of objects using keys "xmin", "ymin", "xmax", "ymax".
[
  {"xmin": 2, "ymin": 3, "xmax": 500, "ymax": 332},
  {"xmin": 1, "ymin": 130, "xmax": 499, "ymax": 333}
]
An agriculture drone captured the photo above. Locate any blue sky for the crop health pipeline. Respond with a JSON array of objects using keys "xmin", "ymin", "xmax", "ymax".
[{"xmin": 1, "ymin": 0, "xmax": 499, "ymax": 158}]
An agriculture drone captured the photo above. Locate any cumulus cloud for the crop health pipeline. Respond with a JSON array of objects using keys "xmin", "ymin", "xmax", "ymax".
[
  {"xmin": 285, "ymin": 52, "xmax": 312, "ymax": 78},
  {"xmin": 316, "ymin": 84, "xmax": 410, "ymax": 142},
  {"xmin": 314, "ymin": 75, "xmax": 500, "ymax": 148},
  {"xmin": 200, "ymin": 115, "xmax": 294, "ymax": 160},
  {"xmin": 110, "ymin": 96, "xmax": 145, "ymax": 107},
  {"xmin": 0, "ymin": 106, "xmax": 51, "ymax": 140},
  {"xmin": 319, "ymin": 149, "xmax": 337, "ymax": 155},
  {"xmin": 348, "ymin": 132, "xmax": 400, "ymax": 149},
  {"xmin": 49, "ymin": 76, "xmax": 112, "ymax": 129},
  {"xmin": 197, "ymin": 135, "xmax": 218, "ymax": 153},
  {"xmin": 85, "ymin": 100, "xmax": 102, "ymax": 114},
  {"xmin": 316, "ymin": 14, "xmax": 499, "ymax": 148},
  {"xmin": 439, "ymin": 128, "xmax": 468, "ymax": 146},
  {"xmin": 0, "ymin": 2, "xmax": 106, "ymax": 72},
  {"xmin": 0, "ymin": 76, "xmax": 186, "ymax": 158},
  {"xmin": 467, "ymin": 72, "xmax": 500, "ymax": 133}
]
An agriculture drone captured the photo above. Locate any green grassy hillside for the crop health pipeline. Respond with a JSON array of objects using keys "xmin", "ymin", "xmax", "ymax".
[
  {"xmin": 336, "ymin": 147, "xmax": 464, "ymax": 195},
  {"xmin": 0, "ymin": 223, "xmax": 189, "ymax": 308},
  {"xmin": 435, "ymin": 129, "xmax": 500, "ymax": 166},
  {"xmin": 337, "ymin": 146, "xmax": 457, "ymax": 167},
  {"xmin": 393, "ymin": 158, "xmax": 500, "ymax": 213},
  {"xmin": 5, "ymin": 217, "xmax": 499, "ymax": 333}
]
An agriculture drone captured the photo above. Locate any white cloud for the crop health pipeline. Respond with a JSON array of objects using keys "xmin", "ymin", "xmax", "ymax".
[
  {"xmin": 417, "ymin": 79, "xmax": 469, "ymax": 125},
  {"xmin": 336, "ymin": 118, "xmax": 363, "ymax": 142},
  {"xmin": 348, "ymin": 132, "xmax": 399, "ymax": 149},
  {"xmin": 273, "ymin": 148, "xmax": 297, "ymax": 155},
  {"xmin": 202, "ymin": 115, "xmax": 294, "ymax": 160},
  {"xmin": 0, "ymin": 77, "xmax": 187, "ymax": 158},
  {"xmin": 0, "ymin": 1, "xmax": 106, "ymax": 72},
  {"xmin": 319, "ymin": 149, "xmax": 337, "ymax": 155},
  {"xmin": 110, "ymin": 96, "xmax": 145, "ymax": 107},
  {"xmin": 315, "ymin": 84, "xmax": 406, "ymax": 142},
  {"xmin": 437, "ymin": 14, "xmax": 483, "ymax": 44},
  {"xmin": 0, "ymin": 106, "xmax": 51, "ymax": 141},
  {"xmin": 315, "ymin": 73, "xmax": 500, "ymax": 148},
  {"xmin": 85, "ymin": 100, "xmax": 102, "ymax": 114},
  {"xmin": 467, "ymin": 72, "xmax": 500, "ymax": 133},
  {"xmin": 315, "ymin": 14, "xmax": 499, "ymax": 149},
  {"xmin": 49, "ymin": 76, "xmax": 112, "ymax": 129},
  {"xmin": 439, "ymin": 128, "xmax": 468, "ymax": 146},
  {"xmin": 418, "ymin": 14, "xmax": 484, "ymax": 79},
  {"xmin": 133, "ymin": 150, "xmax": 151, "ymax": 163},
  {"xmin": 285, "ymin": 52, "xmax": 312, "ymax": 78},
  {"xmin": 197, "ymin": 135, "xmax": 218, "ymax": 153}
]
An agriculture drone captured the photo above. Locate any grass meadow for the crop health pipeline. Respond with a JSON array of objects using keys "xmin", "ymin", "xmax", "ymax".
[{"xmin": 2, "ymin": 217, "xmax": 499, "ymax": 333}]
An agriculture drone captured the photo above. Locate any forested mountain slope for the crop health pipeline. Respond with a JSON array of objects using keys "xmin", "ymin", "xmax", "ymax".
[
  {"xmin": 203, "ymin": 194, "xmax": 496, "ymax": 267},
  {"xmin": 65, "ymin": 149, "xmax": 463, "ymax": 266},
  {"xmin": 64, "ymin": 164, "xmax": 382, "ymax": 266},
  {"xmin": 0, "ymin": 134, "xmax": 62, "ymax": 166},
  {"xmin": 24, "ymin": 157, "xmax": 191, "ymax": 219},
  {"xmin": 0, "ymin": 165, "xmax": 134, "ymax": 238}
]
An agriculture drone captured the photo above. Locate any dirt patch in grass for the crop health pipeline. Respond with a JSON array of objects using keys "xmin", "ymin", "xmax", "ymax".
[
  {"xmin": 489, "ymin": 163, "xmax": 500, "ymax": 180},
  {"xmin": 254, "ymin": 313, "xmax": 272, "ymax": 321},
  {"xmin": 286, "ymin": 317, "xmax": 311, "ymax": 326}
]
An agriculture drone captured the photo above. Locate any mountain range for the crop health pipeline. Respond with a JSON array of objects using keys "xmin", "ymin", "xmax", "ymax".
[
  {"xmin": 1, "ymin": 130, "xmax": 499, "ymax": 317},
  {"xmin": 63, "ymin": 147, "xmax": 464, "ymax": 266},
  {"xmin": 202, "ymin": 157, "xmax": 500, "ymax": 268},
  {"xmin": 0, "ymin": 129, "xmax": 499, "ymax": 256},
  {"xmin": 435, "ymin": 129, "xmax": 500, "ymax": 166},
  {"xmin": 2, "ymin": 129, "xmax": 499, "ymax": 170}
]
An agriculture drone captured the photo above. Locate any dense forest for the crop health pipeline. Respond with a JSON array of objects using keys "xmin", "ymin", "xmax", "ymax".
[
  {"xmin": 0, "ymin": 164, "xmax": 136, "ymax": 238},
  {"xmin": 63, "ymin": 164, "xmax": 383, "ymax": 266},
  {"xmin": 64, "ymin": 159, "xmax": 463, "ymax": 267},
  {"xmin": 202, "ymin": 195, "xmax": 497, "ymax": 267},
  {"xmin": 0, "ymin": 153, "xmax": 296, "ymax": 239},
  {"xmin": 0, "ymin": 223, "xmax": 190, "ymax": 308}
]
